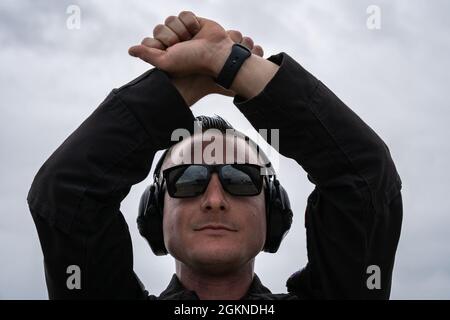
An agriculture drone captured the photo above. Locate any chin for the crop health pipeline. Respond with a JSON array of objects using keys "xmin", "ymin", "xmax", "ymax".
[{"xmin": 189, "ymin": 243, "xmax": 245, "ymax": 272}]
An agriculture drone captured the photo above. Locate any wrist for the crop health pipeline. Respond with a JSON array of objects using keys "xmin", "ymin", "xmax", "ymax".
[
  {"xmin": 170, "ymin": 76, "xmax": 209, "ymax": 107},
  {"xmin": 229, "ymin": 54, "xmax": 280, "ymax": 100},
  {"xmin": 206, "ymin": 38, "xmax": 235, "ymax": 78}
]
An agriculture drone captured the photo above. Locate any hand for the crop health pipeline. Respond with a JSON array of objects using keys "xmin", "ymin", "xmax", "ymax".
[
  {"xmin": 129, "ymin": 11, "xmax": 264, "ymax": 104},
  {"xmin": 129, "ymin": 11, "xmax": 233, "ymax": 77}
]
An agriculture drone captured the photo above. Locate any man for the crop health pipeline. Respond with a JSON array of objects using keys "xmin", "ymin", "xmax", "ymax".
[{"xmin": 27, "ymin": 11, "xmax": 403, "ymax": 299}]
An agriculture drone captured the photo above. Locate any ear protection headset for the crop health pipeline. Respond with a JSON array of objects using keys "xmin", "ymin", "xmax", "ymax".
[{"xmin": 137, "ymin": 140, "xmax": 293, "ymax": 256}]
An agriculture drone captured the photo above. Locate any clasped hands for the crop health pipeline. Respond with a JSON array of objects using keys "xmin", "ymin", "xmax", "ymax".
[{"xmin": 128, "ymin": 11, "xmax": 265, "ymax": 106}]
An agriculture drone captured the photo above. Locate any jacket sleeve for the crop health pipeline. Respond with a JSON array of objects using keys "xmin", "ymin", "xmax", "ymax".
[
  {"xmin": 233, "ymin": 52, "xmax": 403, "ymax": 299},
  {"xmin": 27, "ymin": 68, "xmax": 195, "ymax": 299}
]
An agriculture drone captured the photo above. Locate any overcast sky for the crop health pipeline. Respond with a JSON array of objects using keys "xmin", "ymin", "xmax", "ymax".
[{"xmin": 1, "ymin": 0, "xmax": 449, "ymax": 299}]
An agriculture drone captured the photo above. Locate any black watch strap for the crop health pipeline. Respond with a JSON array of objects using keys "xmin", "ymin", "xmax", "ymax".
[{"xmin": 215, "ymin": 43, "xmax": 252, "ymax": 89}]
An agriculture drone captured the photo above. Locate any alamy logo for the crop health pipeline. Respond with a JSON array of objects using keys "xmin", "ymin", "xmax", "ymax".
[
  {"xmin": 66, "ymin": 265, "xmax": 81, "ymax": 290},
  {"xmin": 366, "ymin": 5, "xmax": 381, "ymax": 30},
  {"xmin": 170, "ymin": 122, "xmax": 280, "ymax": 175},
  {"xmin": 366, "ymin": 265, "xmax": 381, "ymax": 290},
  {"xmin": 66, "ymin": 5, "xmax": 81, "ymax": 30}
]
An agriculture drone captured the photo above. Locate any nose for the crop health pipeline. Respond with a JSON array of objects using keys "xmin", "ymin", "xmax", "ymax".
[{"xmin": 200, "ymin": 173, "xmax": 229, "ymax": 212}]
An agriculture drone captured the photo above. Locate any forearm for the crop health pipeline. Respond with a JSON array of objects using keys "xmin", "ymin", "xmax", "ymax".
[
  {"xmin": 234, "ymin": 52, "xmax": 402, "ymax": 299},
  {"xmin": 170, "ymin": 75, "xmax": 210, "ymax": 107},
  {"xmin": 230, "ymin": 54, "xmax": 280, "ymax": 99},
  {"xmin": 233, "ymin": 52, "xmax": 401, "ymax": 197},
  {"xmin": 28, "ymin": 68, "xmax": 195, "ymax": 298},
  {"xmin": 28, "ymin": 68, "xmax": 195, "ymax": 233}
]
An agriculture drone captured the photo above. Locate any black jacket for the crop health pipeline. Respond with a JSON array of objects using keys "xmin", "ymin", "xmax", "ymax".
[{"xmin": 27, "ymin": 52, "xmax": 402, "ymax": 299}]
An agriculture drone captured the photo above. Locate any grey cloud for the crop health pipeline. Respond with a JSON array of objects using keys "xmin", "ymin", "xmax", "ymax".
[{"xmin": 1, "ymin": 0, "xmax": 449, "ymax": 299}]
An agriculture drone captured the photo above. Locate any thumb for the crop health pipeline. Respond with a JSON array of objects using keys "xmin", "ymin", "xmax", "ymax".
[{"xmin": 128, "ymin": 45, "xmax": 166, "ymax": 67}]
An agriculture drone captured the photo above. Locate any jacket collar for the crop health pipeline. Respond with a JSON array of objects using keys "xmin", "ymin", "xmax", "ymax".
[{"xmin": 158, "ymin": 273, "xmax": 272, "ymax": 300}]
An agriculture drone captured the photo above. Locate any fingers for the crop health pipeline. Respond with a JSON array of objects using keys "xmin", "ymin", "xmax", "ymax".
[
  {"xmin": 129, "ymin": 9, "xmax": 265, "ymax": 69},
  {"xmin": 165, "ymin": 15, "xmax": 192, "ymax": 41},
  {"xmin": 151, "ymin": 12, "xmax": 200, "ymax": 48},
  {"xmin": 241, "ymin": 36, "xmax": 254, "ymax": 49},
  {"xmin": 227, "ymin": 30, "xmax": 243, "ymax": 43},
  {"xmin": 178, "ymin": 11, "xmax": 201, "ymax": 35},
  {"xmin": 153, "ymin": 24, "xmax": 180, "ymax": 47},
  {"xmin": 226, "ymin": 30, "xmax": 264, "ymax": 57},
  {"xmin": 129, "ymin": 10, "xmax": 201, "ymax": 68},
  {"xmin": 128, "ymin": 45, "xmax": 165, "ymax": 67},
  {"xmin": 139, "ymin": 11, "xmax": 263, "ymax": 55},
  {"xmin": 129, "ymin": 37, "xmax": 165, "ymax": 61},
  {"xmin": 141, "ymin": 37, "xmax": 166, "ymax": 50},
  {"xmin": 252, "ymin": 45, "xmax": 264, "ymax": 57}
]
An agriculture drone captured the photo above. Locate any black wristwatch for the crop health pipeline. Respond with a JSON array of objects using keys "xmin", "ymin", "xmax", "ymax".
[{"xmin": 215, "ymin": 43, "xmax": 252, "ymax": 89}]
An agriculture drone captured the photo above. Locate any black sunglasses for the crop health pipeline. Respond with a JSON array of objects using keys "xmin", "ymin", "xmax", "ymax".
[{"xmin": 161, "ymin": 164, "xmax": 266, "ymax": 198}]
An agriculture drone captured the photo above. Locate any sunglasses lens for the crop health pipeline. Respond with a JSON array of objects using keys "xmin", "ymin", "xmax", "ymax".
[
  {"xmin": 164, "ymin": 164, "xmax": 264, "ymax": 198},
  {"xmin": 166, "ymin": 165, "xmax": 209, "ymax": 197},
  {"xmin": 221, "ymin": 164, "xmax": 263, "ymax": 196}
]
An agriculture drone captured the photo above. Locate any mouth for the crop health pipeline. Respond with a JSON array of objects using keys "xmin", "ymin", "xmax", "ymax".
[{"xmin": 195, "ymin": 224, "xmax": 237, "ymax": 232}]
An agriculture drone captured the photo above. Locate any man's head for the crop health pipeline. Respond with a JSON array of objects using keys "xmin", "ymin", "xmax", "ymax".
[{"xmin": 159, "ymin": 116, "xmax": 269, "ymax": 275}]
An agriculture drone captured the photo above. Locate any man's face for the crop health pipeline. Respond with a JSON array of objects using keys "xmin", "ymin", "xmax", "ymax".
[{"xmin": 161, "ymin": 132, "xmax": 267, "ymax": 274}]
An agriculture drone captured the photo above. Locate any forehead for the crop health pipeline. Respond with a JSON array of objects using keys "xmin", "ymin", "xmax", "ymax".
[{"xmin": 161, "ymin": 131, "xmax": 266, "ymax": 171}]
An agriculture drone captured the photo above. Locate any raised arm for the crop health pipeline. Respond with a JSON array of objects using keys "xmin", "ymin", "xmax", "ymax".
[
  {"xmin": 230, "ymin": 53, "xmax": 403, "ymax": 299},
  {"xmin": 27, "ymin": 66, "xmax": 198, "ymax": 298}
]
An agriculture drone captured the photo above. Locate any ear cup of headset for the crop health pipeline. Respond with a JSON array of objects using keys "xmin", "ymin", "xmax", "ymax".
[
  {"xmin": 137, "ymin": 184, "xmax": 168, "ymax": 256},
  {"xmin": 263, "ymin": 179, "xmax": 293, "ymax": 253}
]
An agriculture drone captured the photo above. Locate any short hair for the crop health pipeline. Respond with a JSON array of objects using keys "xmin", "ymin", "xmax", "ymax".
[
  {"xmin": 154, "ymin": 115, "xmax": 274, "ymax": 179},
  {"xmin": 194, "ymin": 115, "xmax": 234, "ymax": 133}
]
